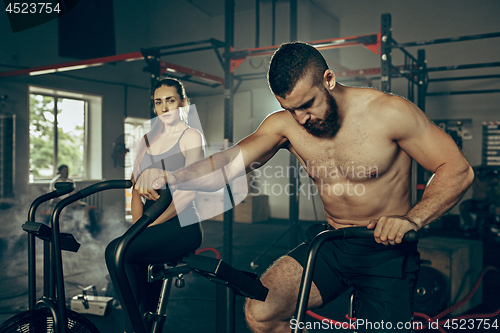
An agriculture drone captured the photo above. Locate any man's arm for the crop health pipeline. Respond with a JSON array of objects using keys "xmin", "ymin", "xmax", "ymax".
[
  {"xmin": 368, "ymin": 95, "xmax": 474, "ymax": 244},
  {"xmin": 167, "ymin": 111, "xmax": 289, "ymax": 191}
]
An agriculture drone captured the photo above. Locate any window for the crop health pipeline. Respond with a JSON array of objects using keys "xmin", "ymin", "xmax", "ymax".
[
  {"xmin": 124, "ymin": 117, "xmax": 150, "ymax": 222},
  {"xmin": 29, "ymin": 86, "xmax": 102, "ymax": 183}
]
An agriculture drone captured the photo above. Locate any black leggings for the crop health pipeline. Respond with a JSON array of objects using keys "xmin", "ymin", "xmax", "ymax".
[{"xmin": 105, "ymin": 217, "xmax": 202, "ymax": 333}]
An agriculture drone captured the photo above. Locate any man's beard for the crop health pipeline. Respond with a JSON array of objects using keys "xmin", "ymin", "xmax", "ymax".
[{"xmin": 302, "ymin": 89, "xmax": 340, "ymax": 138}]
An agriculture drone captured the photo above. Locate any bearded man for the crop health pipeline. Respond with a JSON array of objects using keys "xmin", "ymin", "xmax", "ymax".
[{"xmin": 135, "ymin": 42, "xmax": 474, "ymax": 332}]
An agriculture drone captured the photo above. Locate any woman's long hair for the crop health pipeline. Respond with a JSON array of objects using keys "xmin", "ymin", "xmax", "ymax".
[{"xmin": 131, "ymin": 77, "xmax": 190, "ymax": 183}]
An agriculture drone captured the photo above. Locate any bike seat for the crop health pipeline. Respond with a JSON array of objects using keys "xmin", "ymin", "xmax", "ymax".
[{"xmin": 147, "ymin": 252, "xmax": 195, "ymax": 283}]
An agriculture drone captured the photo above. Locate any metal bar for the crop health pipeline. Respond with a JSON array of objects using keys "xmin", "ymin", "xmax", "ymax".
[
  {"xmin": 234, "ymin": 72, "xmax": 267, "ymax": 79},
  {"xmin": 427, "ymin": 89, "xmax": 500, "ymax": 96},
  {"xmin": 289, "ymin": 0, "xmax": 300, "ymax": 248},
  {"xmin": 223, "ymin": 0, "xmax": 234, "ymax": 266},
  {"xmin": 390, "ymin": 64, "xmax": 417, "ymax": 83},
  {"xmin": 145, "ymin": 39, "xmax": 217, "ymax": 52},
  {"xmin": 159, "ymin": 46, "xmax": 215, "ymax": 57},
  {"xmin": 337, "ymin": 67, "xmax": 381, "ymax": 77},
  {"xmin": 416, "ymin": 49, "xmax": 427, "ymax": 203},
  {"xmin": 255, "ymin": 0, "xmax": 260, "ymax": 48},
  {"xmin": 173, "ymin": 74, "xmax": 221, "ymax": 88},
  {"xmin": 380, "ymin": 13, "xmax": 392, "ymax": 92},
  {"xmin": 390, "ymin": 31, "xmax": 500, "ymax": 49},
  {"xmin": 233, "ymin": 78, "xmax": 243, "ymax": 94},
  {"xmin": 427, "ymin": 61, "xmax": 500, "ymax": 72},
  {"xmin": 160, "ymin": 61, "xmax": 224, "ymax": 85},
  {"xmin": 212, "ymin": 45, "xmax": 226, "ymax": 69},
  {"xmin": 222, "ymin": 1, "xmax": 235, "ymax": 332},
  {"xmin": 209, "ymin": 38, "xmax": 227, "ymax": 49},
  {"xmin": 150, "ymin": 277, "xmax": 172, "ymax": 333},
  {"xmin": 290, "ymin": 0, "xmax": 297, "ymax": 41},
  {"xmin": 392, "ymin": 37, "xmax": 418, "ymax": 62},
  {"xmin": 338, "ymin": 77, "xmax": 378, "ymax": 85},
  {"xmin": 230, "ymin": 34, "xmax": 379, "ymax": 58},
  {"xmin": 0, "ymin": 51, "xmax": 143, "ymax": 78},
  {"xmin": 429, "ymin": 74, "xmax": 500, "ymax": 82},
  {"xmin": 149, "ymin": 50, "xmax": 161, "ymax": 118},
  {"xmin": 28, "ymin": 233, "xmax": 36, "ymax": 308},
  {"xmin": 426, "ymin": 61, "xmax": 500, "ymax": 72},
  {"xmin": 272, "ymin": 0, "xmax": 276, "ymax": 46},
  {"xmin": 406, "ymin": 55, "xmax": 412, "ymax": 102},
  {"xmin": 0, "ymin": 40, "xmax": 225, "ymax": 81},
  {"xmin": 54, "ymin": 98, "xmax": 58, "ymax": 174}
]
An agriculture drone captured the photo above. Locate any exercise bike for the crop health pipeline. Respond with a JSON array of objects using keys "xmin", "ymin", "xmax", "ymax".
[
  {"xmin": 0, "ymin": 180, "xmax": 132, "ymax": 333},
  {"xmin": 292, "ymin": 227, "xmax": 418, "ymax": 333},
  {"xmin": 109, "ymin": 186, "xmax": 269, "ymax": 333}
]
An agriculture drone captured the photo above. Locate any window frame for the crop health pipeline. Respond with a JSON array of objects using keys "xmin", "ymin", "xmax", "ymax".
[{"xmin": 28, "ymin": 85, "xmax": 102, "ymax": 183}]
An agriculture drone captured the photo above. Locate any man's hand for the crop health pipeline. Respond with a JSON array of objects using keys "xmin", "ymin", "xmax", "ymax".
[
  {"xmin": 366, "ymin": 216, "xmax": 418, "ymax": 246},
  {"xmin": 134, "ymin": 168, "xmax": 174, "ymax": 201}
]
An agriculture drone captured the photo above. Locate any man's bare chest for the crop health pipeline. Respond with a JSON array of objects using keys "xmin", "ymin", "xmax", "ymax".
[{"xmin": 288, "ymin": 126, "xmax": 399, "ymax": 183}]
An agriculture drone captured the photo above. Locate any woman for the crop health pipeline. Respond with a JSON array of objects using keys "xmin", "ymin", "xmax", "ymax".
[
  {"xmin": 48, "ymin": 164, "xmax": 76, "ymax": 202},
  {"xmin": 105, "ymin": 78, "xmax": 204, "ymax": 333}
]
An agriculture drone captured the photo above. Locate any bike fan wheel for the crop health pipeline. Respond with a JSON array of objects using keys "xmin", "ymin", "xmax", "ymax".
[{"xmin": 0, "ymin": 308, "xmax": 100, "ymax": 333}]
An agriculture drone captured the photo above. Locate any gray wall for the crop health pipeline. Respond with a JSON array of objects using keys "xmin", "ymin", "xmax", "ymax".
[{"xmin": 1, "ymin": 0, "xmax": 499, "ymax": 227}]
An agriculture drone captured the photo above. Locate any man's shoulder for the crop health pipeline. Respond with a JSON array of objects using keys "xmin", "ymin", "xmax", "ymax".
[
  {"xmin": 353, "ymin": 88, "xmax": 417, "ymax": 120},
  {"xmin": 258, "ymin": 110, "xmax": 295, "ymax": 135},
  {"xmin": 259, "ymin": 110, "xmax": 290, "ymax": 126},
  {"xmin": 361, "ymin": 90, "xmax": 430, "ymax": 140},
  {"xmin": 239, "ymin": 110, "xmax": 293, "ymax": 147},
  {"xmin": 265, "ymin": 109, "xmax": 291, "ymax": 120}
]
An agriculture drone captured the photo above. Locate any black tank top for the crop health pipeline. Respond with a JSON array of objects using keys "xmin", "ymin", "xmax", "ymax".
[
  {"xmin": 139, "ymin": 127, "xmax": 200, "ymax": 226},
  {"xmin": 139, "ymin": 127, "xmax": 189, "ymax": 174}
]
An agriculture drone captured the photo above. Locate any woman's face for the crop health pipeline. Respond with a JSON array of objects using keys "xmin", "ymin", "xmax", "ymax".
[{"xmin": 153, "ymin": 85, "xmax": 185, "ymax": 125}]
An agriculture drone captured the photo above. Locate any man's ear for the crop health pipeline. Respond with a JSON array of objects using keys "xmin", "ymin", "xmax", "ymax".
[{"xmin": 323, "ymin": 69, "xmax": 336, "ymax": 91}]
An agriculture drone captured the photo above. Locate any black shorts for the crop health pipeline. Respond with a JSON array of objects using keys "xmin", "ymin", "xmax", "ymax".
[{"xmin": 287, "ymin": 223, "xmax": 420, "ymax": 332}]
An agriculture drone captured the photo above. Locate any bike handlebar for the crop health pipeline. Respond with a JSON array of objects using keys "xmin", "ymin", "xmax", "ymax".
[
  {"xmin": 27, "ymin": 182, "xmax": 75, "ymax": 223},
  {"xmin": 337, "ymin": 226, "xmax": 417, "ymax": 242},
  {"xmin": 26, "ymin": 182, "xmax": 76, "ymax": 310},
  {"xmin": 292, "ymin": 227, "xmax": 418, "ymax": 333},
  {"xmin": 50, "ymin": 179, "xmax": 132, "ymax": 333},
  {"xmin": 77, "ymin": 179, "xmax": 133, "ymax": 198},
  {"xmin": 112, "ymin": 188, "xmax": 173, "ymax": 333}
]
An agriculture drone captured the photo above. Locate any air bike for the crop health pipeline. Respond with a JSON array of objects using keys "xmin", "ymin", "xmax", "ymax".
[
  {"xmin": 291, "ymin": 227, "xmax": 418, "ymax": 333},
  {"xmin": 0, "ymin": 180, "xmax": 132, "ymax": 333},
  {"xmin": 0, "ymin": 180, "xmax": 268, "ymax": 333}
]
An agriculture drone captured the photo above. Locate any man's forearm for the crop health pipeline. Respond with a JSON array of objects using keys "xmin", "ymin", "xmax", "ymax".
[
  {"xmin": 171, "ymin": 146, "xmax": 245, "ymax": 191},
  {"xmin": 405, "ymin": 162, "xmax": 474, "ymax": 229}
]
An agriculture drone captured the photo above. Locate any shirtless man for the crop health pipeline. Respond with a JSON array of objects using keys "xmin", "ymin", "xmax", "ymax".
[{"xmin": 135, "ymin": 42, "xmax": 474, "ymax": 332}]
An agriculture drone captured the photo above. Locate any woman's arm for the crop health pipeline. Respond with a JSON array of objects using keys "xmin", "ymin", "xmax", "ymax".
[{"xmin": 131, "ymin": 188, "xmax": 144, "ymax": 222}]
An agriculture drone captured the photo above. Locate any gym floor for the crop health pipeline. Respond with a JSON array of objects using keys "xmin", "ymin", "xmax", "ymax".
[{"xmin": 0, "ymin": 217, "xmax": 499, "ymax": 333}]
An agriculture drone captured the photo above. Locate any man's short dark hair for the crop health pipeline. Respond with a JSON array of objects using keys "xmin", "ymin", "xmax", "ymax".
[{"xmin": 268, "ymin": 42, "xmax": 329, "ymax": 98}]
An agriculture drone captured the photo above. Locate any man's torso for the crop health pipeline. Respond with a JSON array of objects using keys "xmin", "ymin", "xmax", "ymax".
[{"xmin": 280, "ymin": 88, "xmax": 413, "ymax": 228}]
